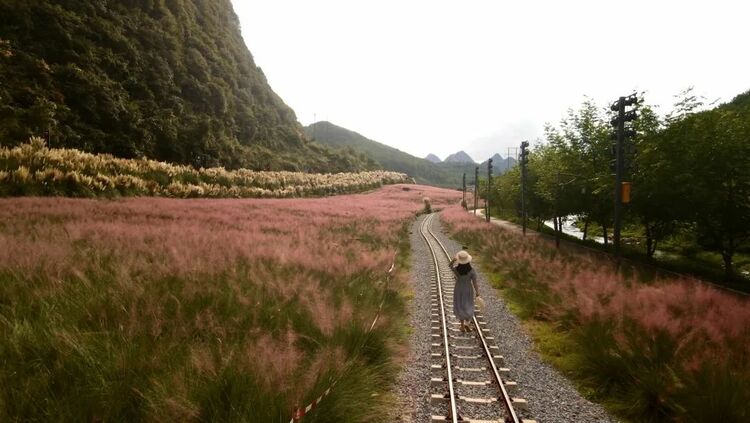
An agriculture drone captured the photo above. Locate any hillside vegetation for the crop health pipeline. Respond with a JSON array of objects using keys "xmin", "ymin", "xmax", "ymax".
[
  {"xmin": 0, "ymin": 0, "xmax": 367, "ymax": 172},
  {"xmin": 0, "ymin": 138, "xmax": 409, "ymax": 198},
  {"xmin": 306, "ymin": 122, "xmax": 518, "ymax": 189},
  {"xmin": 443, "ymin": 150, "xmax": 475, "ymax": 163},
  {"xmin": 306, "ymin": 121, "xmax": 464, "ymax": 187}
]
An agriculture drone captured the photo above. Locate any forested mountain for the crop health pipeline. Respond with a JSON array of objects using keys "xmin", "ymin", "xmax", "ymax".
[
  {"xmin": 305, "ymin": 121, "xmax": 465, "ymax": 187},
  {"xmin": 480, "ymin": 153, "xmax": 517, "ymax": 172},
  {"xmin": 444, "ymin": 151, "xmax": 475, "ymax": 163},
  {"xmin": 436, "ymin": 153, "xmax": 516, "ymax": 185},
  {"xmin": 424, "ymin": 153, "xmax": 442, "ymax": 163},
  {"xmin": 0, "ymin": 0, "xmax": 367, "ymax": 172}
]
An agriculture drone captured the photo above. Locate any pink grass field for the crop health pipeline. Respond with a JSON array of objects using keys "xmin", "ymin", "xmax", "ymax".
[
  {"xmin": 0, "ymin": 185, "xmax": 459, "ymax": 280},
  {"xmin": 0, "ymin": 184, "xmax": 461, "ymax": 416},
  {"xmin": 443, "ymin": 206, "xmax": 750, "ymax": 370}
]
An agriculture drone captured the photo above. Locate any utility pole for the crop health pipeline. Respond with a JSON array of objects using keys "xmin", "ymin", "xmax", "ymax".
[
  {"xmin": 520, "ymin": 141, "xmax": 529, "ymax": 235},
  {"xmin": 609, "ymin": 94, "xmax": 639, "ymax": 256},
  {"xmin": 474, "ymin": 166, "xmax": 479, "ymax": 216},
  {"xmin": 507, "ymin": 147, "xmax": 511, "ymax": 173},
  {"xmin": 486, "ymin": 158, "xmax": 493, "ymax": 222},
  {"xmin": 506, "ymin": 147, "xmax": 518, "ymax": 174}
]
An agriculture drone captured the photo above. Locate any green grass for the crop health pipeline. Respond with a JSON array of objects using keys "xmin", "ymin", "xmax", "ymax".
[
  {"xmin": 305, "ymin": 222, "xmax": 413, "ymax": 422},
  {"xmin": 0, "ymin": 261, "xmax": 409, "ymax": 422}
]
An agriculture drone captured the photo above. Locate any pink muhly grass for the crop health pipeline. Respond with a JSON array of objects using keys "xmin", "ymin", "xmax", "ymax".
[
  {"xmin": 189, "ymin": 344, "xmax": 217, "ymax": 377},
  {"xmin": 243, "ymin": 330, "xmax": 304, "ymax": 392},
  {"xmin": 292, "ymin": 345, "xmax": 347, "ymax": 405},
  {"xmin": 0, "ymin": 184, "xmax": 463, "ymax": 413},
  {"xmin": 440, "ymin": 203, "xmax": 750, "ymax": 367},
  {"xmin": 0, "ymin": 184, "xmax": 458, "ymax": 279}
]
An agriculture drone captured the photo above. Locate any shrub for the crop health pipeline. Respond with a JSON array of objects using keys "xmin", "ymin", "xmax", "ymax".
[{"xmin": 0, "ymin": 139, "xmax": 411, "ymax": 199}]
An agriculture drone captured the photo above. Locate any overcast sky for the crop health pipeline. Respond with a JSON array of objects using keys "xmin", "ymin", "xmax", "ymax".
[{"xmin": 231, "ymin": 0, "xmax": 749, "ymax": 162}]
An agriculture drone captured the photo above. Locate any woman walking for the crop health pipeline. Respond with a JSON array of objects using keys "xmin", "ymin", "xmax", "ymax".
[{"xmin": 449, "ymin": 250, "xmax": 479, "ymax": 332}]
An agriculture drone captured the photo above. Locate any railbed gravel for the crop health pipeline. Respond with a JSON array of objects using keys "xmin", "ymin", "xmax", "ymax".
[{"xmin": 390, "ymin": 213, "xmax": 618, "ymax": 423}]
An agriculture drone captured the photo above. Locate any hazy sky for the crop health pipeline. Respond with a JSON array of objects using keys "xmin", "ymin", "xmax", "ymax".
[{"xmin": 231, "ymin": 0, "xmax": 749, "ymax": 162}]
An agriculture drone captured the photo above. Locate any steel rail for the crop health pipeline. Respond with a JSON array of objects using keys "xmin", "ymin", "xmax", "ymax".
[
  {"xmin": 425, "ymin": 212, "xmax": 521, "ymax": 423},
  {"xmin": 420, "ymin": 213, "xmax": 459, "ymax": 423}
]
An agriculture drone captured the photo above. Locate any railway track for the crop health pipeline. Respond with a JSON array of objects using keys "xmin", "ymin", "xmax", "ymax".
[{"xmin": 420, "ymin": 213, "xmax": 536, "ymax": 423}]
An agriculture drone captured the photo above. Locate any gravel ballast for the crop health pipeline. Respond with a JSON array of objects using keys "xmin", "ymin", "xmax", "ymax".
[{"xmin": 390, "ymin": 213, "xmax": 618, "ymax": 423}]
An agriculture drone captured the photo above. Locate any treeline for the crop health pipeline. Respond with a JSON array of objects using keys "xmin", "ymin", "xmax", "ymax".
[
  {"xmin": 0, "ymin": 0, "xmax": 370, "ymax": 172},
  {"xmin": 485, "ymin": 88, "xmax": 750, "ymax": 280},
  {"xmin": 0, "ymin": 138, "xmax": 410, "ymax": 198}
]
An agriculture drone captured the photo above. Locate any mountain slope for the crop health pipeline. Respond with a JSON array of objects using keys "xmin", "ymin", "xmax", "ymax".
[
  {"xmin": 0, "ymin": 0, "xmax": 365, "ymax": 172},
  {"xmin": 444, "ymin": 151, "xmax": 475, "ymax": 163},
  {"xmin": 479, "ymin": 153, "xmax": 517, "ymax": 173},
  {"xmin": 434, "ymin": 153, "xmax": 516, "ymax": 185},
  {"xmin": 305, "ymin": 121, "xmax": 464, "ymax": 187},
  {"xmin": 424, "ymin": 153, "xmax": 442, "ymax": 163}
]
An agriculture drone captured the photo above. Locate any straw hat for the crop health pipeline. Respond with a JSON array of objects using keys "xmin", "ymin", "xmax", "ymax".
[{"xmin": 456, "ymin": 250, "xmax": 472, "ymax": 264}]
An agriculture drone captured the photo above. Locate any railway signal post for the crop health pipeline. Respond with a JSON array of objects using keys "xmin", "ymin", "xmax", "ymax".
[
  {"xmin": 610, "ymin": 94, "xmax": 639, "ymax": 256},
  {"xmin": 520, "ymin": 141, "xmax": 529, "ymax": 235},
  {"xmin": 474, "ymin": 166, "xmax": 479, "ymax": 216},
  {"xmin": 462, "ymin": 172, "xmax": 466, "ymax": 207},
  {"xmin": 486, "ymin": 158, "xmax": 493, "ymax": 222}
]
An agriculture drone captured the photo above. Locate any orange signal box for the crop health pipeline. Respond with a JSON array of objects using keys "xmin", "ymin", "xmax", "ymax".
[{"xmin": 621, "ymin": 182, "xmax": 632, "ymax": 204}]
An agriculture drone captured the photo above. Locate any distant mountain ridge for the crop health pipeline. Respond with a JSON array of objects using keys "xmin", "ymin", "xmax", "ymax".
[
  {"xmin": 480, "ymin": 153, "xmax": 517, "ymax": 172},
  {"xmin": 424, "ymin": 153, "xmax": 442, "ymax": 163},
  {"xmin": 305, "ymin": 121, "xmax": 460, "ymax": 186},
  {"xmin": 444, "ymin": 151, "xmax": 475, "ymax": 163},
  {"xmin": 306, "ymin": 121, "xmax": 518, "ymax": 186}
]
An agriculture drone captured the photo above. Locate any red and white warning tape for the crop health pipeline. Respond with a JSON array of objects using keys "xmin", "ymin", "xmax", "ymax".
[
  {"xmin": 289, "ymin": 258, "xmax": 396, "ymax": 422},
  {"xmin": 290, "ymin": 381, "xmax": 338, "ymax": 422}
]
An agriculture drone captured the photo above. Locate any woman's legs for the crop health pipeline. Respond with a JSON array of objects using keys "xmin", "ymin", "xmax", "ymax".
[{"xmin": 458, "ymin": 318, "xmax": 476, "ymax": 332}]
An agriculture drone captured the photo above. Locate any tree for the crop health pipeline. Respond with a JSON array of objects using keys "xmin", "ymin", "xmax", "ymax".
[
  {"xmin": 542, "ymin": 100, "xmax": 613, "ymax": 243},
  {"xmin": 688, "ymin": 108, "xmax": 750, "ymax": 279},
  {"xmin": 0, "ymin": 0, "xmax": 369, "ymax": 172},
  {"xmin": 630, "ymin": 102, "xmax": 678, "ymax": 258}
]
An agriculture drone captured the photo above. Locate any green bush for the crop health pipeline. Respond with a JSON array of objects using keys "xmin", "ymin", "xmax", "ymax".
[{"xmin": 0, "ymin": 138, "xmax": 410, "ymax": 199}]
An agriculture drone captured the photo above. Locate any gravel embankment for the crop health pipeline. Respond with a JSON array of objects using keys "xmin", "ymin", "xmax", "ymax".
[
  {"xmin": 390, "ymin": 214, "xmax": 619, "ymax": 423},
  {"xmin": 390, "ymin": 214, "xmax": 433, "ymax": 422}
]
